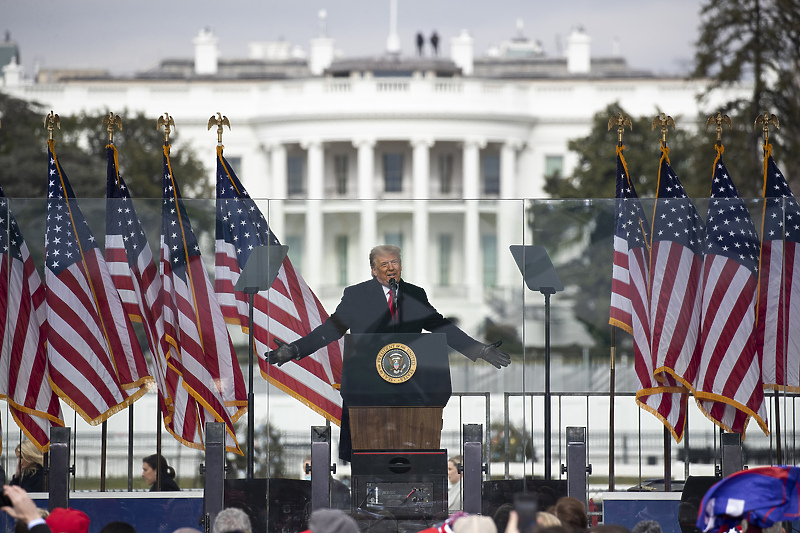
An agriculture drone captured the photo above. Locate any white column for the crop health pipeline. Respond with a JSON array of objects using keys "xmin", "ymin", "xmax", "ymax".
[
  {"xmin": 305, "ymin": 139, "xmax": 324, "ymax": 199},
  {"xmin": 354, "ymin": 139, "xmax": 377, "ymax": 265},
  {"xmin": 303, "ymin": 140, "xmax": 324, "ymax": 288},
  {"xmin": 268, "ymin": 143, "xmax": 287, "ymax": 241},
  {"xmin": 249, "ymin": 144, "xmax": 271, "ymax": 201},
  {"xmin": 498, "ymin": 140, "xmax": 523, "ymax": 287},
  {"xmin": 463, "ymin": 139, "xmax": 484, "ymax": 301},
  {"xmin": 412, "ymin": 138, "xmax": 433, "ymax": 200},
  {"xmin": 464, "ymin": 200, "xmax": 481, "ymax": 301},
  {"xmin": 412, "ymin": 138, "xmax": 432, "ymax": 286},
  {"xmin": 270, "ymin": 143, "xmax": 287, "ymax": 198},
  {"xmin": 462, "ymin": 138, "xmax": 483, "ymax": 200},
  {"xmin": 355, "ymin": 138, "xmax": 376, "ymax": 199},
  {"xmin": 500, "ymin": 141, "xmax": 520, "ymax": 200}
]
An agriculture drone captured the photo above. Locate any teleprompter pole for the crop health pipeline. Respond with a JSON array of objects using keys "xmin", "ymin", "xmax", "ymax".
[{"xmin": 543, "ymin": 289, "xmax": 554, "ymax": 480}]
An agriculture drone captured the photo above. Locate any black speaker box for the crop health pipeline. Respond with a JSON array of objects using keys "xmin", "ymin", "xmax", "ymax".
[
  {"xmin": 482, "ymin": 478, "xmax": 568, "ymax": 519},
  {"xmin": 224, "ymin": 478, "xmax": 311, "ymax": 533},
  {"xmin": 679, "ymin": 476, "xmax": 720, "ymax": 533},
  {"xmin": 350, "ymin": 449, "xmax": 448, "ymax": 520}
]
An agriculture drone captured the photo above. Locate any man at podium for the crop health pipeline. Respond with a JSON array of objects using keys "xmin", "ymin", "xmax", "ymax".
[{"xmin": 266, "ymin": 244, "xmax": 510, "ymax": 459}]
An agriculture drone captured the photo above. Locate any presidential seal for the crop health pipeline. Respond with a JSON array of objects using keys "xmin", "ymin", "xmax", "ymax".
[{"xmin": 376, "ymin": 343, "xmax": 417, "ymax": 384}]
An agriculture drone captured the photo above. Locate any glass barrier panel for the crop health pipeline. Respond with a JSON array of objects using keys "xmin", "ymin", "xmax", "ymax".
[{"xmin": 0, "ymin": 195, "xmax": 798, "ymax": 532}]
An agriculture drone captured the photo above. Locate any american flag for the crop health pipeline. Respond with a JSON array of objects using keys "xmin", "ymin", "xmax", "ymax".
[
  {"xmin": 647, "ymin": 144, "xmax": 702, "ymax": 441},
  {"xmin": 609, "ymin": 149, "xmax": 678, "ymax": 437},
  {"xmin": 214, "ymin": 146, "xmax": 343, "ymax": 424},
  {"xmin": 757, "ymin": 145, "xmax": 800, "ymax": 392},
  {"xmin": 105, "ymin": 144, "xmax": 226, "ymax": 449},
  {"xmin": 610, "ymin": 147, "xmax": 651, "ymax": 335},
  {"xmin": 610, "ymin": 148, "xmax": 688, "ymax": 441},
  {"xmin": 160, "ymin": 144, "xmax": 246, "ymax": 448},
  {"xmin": 45, "ymin": 140, "xmax": 150, "ymax": 424},
  {"xmin": 0, "ymin": 187, "xmax": 64, "ymax": 451},
  {"xmin": 693, "ymin": 149, "xmax": 767, "ymax": 435}
]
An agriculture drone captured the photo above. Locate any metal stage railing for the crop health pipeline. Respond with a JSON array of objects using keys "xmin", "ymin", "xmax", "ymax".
[{"xmin": 2, "ymin": 389, "xmax": 796, "ymax": 499}]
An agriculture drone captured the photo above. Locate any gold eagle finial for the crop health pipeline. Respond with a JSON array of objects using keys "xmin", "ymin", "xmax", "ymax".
[
  {"xmin": 156, "ymin": 112, "xmax": 176, "ymax": 144},
  {"xmin": 44, "ymin": 111, "xmax": 61, "ymax": 141},
  {"xmin": 207, "ymin": 112, "xmax": 231, "ymax": 144},
  {"xmin": 705, "ymin": 112, "xmax": 732, "ymax": 145},
  {"xmin": 607, "ymin": 113, "xmax": 632, "ymax": 146},
  {"xmin": 754, "ymin": 113, "xmax": 780, "ymax": 144},
  {"xmin": 651, "ymin": 112, "xmax": 675, "ymax": 144},
  {"xmin": 102, "ymin": 112, "xmax": 123, "ymax": 143}
]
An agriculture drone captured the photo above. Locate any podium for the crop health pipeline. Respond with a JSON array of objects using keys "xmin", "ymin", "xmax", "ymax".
[
  {"xmin": 342, "ymin": 333, "xmax": 450, "ymax": 519},
  {"xmin": 342, "ymin": 332, "xmax": 451, "ymax": 450}
]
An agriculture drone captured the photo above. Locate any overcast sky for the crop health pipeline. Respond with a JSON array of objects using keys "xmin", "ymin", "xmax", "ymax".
[{"xmin": 4, "ymin": 0, "xmax": 703, "ymax": 77}]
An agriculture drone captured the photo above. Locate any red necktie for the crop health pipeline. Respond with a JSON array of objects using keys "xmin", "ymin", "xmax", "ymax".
[{"xmin": 387, "ymin": 290, "xmax": 396, "ymax": 322}]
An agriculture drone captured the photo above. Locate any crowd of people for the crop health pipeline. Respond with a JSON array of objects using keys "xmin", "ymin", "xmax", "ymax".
[
  {"xmin": 1, "ymin": 479, "xmax": 668, "ymax": 533},
  {"xmin": 0, "ymin": 440, "xmax": 671, "ymax": 533}
]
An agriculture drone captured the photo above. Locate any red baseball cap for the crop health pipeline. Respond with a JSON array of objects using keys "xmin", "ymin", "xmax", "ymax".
[{"xmin": 46, "ymin": 507, "xmax": 90, "ymax": 533}]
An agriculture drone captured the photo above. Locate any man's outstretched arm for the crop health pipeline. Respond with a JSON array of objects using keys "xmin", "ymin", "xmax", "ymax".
[{"xmin": 478, "ymin": 340, "xmax": 511, "ymax": 368}]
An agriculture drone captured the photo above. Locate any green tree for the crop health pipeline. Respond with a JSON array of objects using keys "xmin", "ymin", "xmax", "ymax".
[
  {"xmin": 544, "ymin": 103, "xmax": 705, "ymax": 200},
  {"xmin": 693, "ymin": 0, "xmax": 800, "ymax": 190},
  {"xmin": 0, "ymin": 92, "xmax": 103, "ymax": 197},
  {"xmin": 226, "ymin": 421, "xmax": 287, "ymax": 479},
  {"xmin": 72, "ymin": 110, "xmax": 212, "ymax": 199},
  {"xmin": 537, "ymin": 103, "xmax": 706, "ymax": 349},
  {"xmin": 0, "ymin": 94, "xmax": 210, "ymax": 199},
  {"xmin": 490, "ymin": 421, "xmax": 535, "ymax": 463}
]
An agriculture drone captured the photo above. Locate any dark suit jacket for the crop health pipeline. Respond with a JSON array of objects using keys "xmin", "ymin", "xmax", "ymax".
[
  {"xmin": 292, "ymin": 277, "xmax": 484, "ymax": 461},
  {"xmin": 294, "ymin": 277, "xmax": 483, "ymax": 359},
  {"xmin": 30, "ymin": 523, "xmax": 52, "ymax": 533}
]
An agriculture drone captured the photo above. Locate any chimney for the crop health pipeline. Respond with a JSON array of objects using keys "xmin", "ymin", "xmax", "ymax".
[
  {"xmin": 310, "ymin": 9, "xmax": 335, "ymax": 75},
  {"xmin": 193, "ymin": 28, "xmax": 219, "ymax": 75},
  {"xmin": 566, "ymin": 26, "xmax": 591, "ymax": 74},
  {"xmin": 3, "ymin": 56, "xmax": 23, "ymax": 87},
  {"xmin": 450, "ymin": 30, "xmax": 474, "ymax": 76}
]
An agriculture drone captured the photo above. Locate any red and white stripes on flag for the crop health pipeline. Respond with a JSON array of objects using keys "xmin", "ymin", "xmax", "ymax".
[
  {"xmin": 161, "ymin": 144, "xmax": 245, "ymax": 451},
  {"xmin": 214, "ymin": 146, "xmax": 343, "ymax": 424},
  {"xmin": 45, "ymin": 140, "xmax": 151, "ymax": 425},
  {"xmin": 609, "ymin": 146, "xmax": 688, "ymax": 441},
  {"xmin": 690, "ymin": 145, "xmax": 766, "ymax": 435},
  {"xmin": 105, "ymin": 144, "xmax": 227, "ymax": 450},
  {"xmin": 757, "ymin": 142, "xmax": 800, "ymax": 392},
  {"xmin": 0, "ymin": 191, "xmax": 64, "ymax": 451},
  {"xmin": 646, "ymin": 144, "xmax": 701, "ymax": 441},
  {"xmin": 610, "ymin": 148, "xmax": 650, "ymax": 336}
]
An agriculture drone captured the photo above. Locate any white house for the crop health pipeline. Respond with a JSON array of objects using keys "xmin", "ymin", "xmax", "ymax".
[{"xmin": 1, "ymin": 13, "xmax": 736, "ymax": 347}]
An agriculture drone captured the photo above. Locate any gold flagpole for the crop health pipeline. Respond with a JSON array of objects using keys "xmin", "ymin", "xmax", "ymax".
[
  {"xmin": 607, "ymin": 112, "xmax": 631, "ymax": 492},
  {"xmin": 651, "ymin": 112, "xmax": 675, "ymax": 492},
  {"xmin": 754, "ymin": 112, "xmax": 782, "ymax": 464}
]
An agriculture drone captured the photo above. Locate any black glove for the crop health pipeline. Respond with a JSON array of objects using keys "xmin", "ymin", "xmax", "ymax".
[
  {"xmin": 266, "ymin": 339, "xmax": 300, "ymax": 366},
  {"xmin": 479, "ymin": 340, "xmax": 511, "ymax": 368}
]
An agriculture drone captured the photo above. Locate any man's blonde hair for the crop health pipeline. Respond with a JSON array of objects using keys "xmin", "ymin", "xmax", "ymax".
[{"xmin": 369, "ymin": 245, "xmax": 401, "ymax": 268}]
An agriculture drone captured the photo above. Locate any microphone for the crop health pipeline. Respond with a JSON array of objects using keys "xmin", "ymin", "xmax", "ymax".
[{"xmin": 389, "ymin": 278, "xmax": 398, "ymax": 322}]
